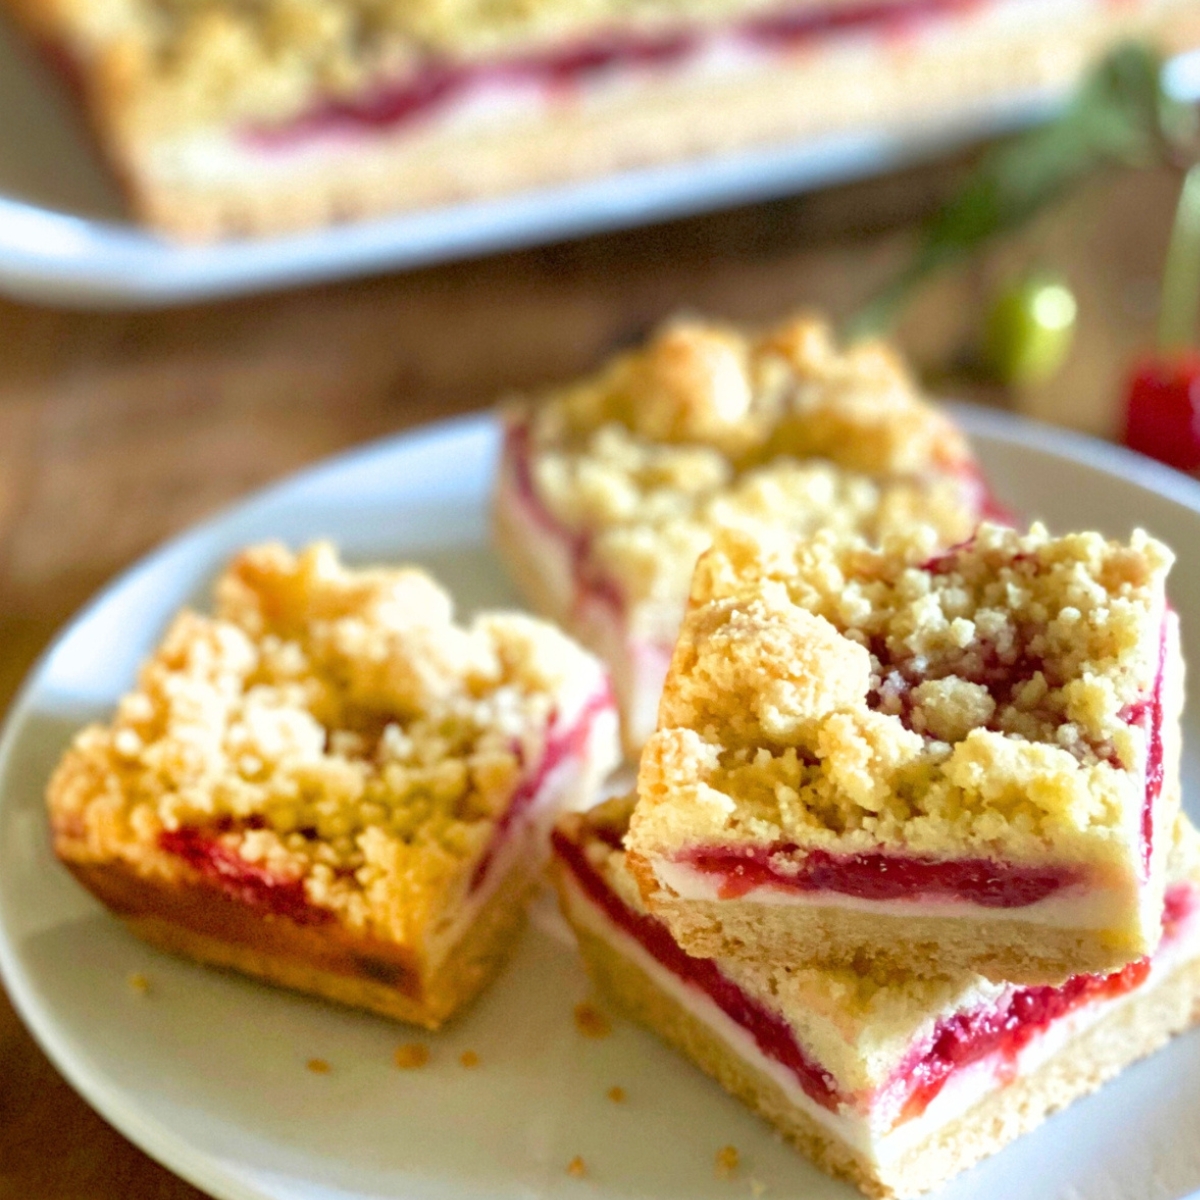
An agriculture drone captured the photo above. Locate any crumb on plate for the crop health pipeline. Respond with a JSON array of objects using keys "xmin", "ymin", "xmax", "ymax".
[
  {"xmin": 574, "ymin": 1001, "xmax": 612, "ymax": 1038},
  {"xmin": 394, "ymin": 1043, "xmax": 431, "ymax": 1070}
]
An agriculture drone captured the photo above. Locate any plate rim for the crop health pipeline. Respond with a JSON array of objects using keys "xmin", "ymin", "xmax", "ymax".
[{"xmin": 3, "ymin": 405, "xmax": 1200, "ymax": 1200}]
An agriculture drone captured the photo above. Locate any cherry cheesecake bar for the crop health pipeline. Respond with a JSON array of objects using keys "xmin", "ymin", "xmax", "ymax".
[
  {"xmin": 627, "ymin": 521, "xmax": 1181, "ymax": 983},
  {"xmin": 495, "ymin": 312, "xmax": 993, "ymax": 755},
  {"xmin": 554, "ymin": 795, "xmax": 1200, "ymax": 1199},
  {"xmin": 47, "ymin": 542, "xmax": 619, "ymax": 1028},
  {"xmin": 6, "ymin": 0, "xmax": 1199, "ymax": 239}
]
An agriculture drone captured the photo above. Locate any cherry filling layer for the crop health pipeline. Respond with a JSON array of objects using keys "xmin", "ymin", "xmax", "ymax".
[
  {"xmin": 553, "ymin": 825, "xmax": 846, "ymax": 1111},
  {"xmin": 556, "ymin": 826, "xmax": 1198, "ymax": 1127},
  {"xmin": 246, "ymin": 0, "xmax": 978, "ymax": 147},
  {"xmin": 159, "ymin": 686, "xmax": 613, "ymax": 919},
  {"xmin": 159, "ymin": 817, "xmax": 330, "ymax": 925},
  {"xmin": 886, "ymin": 879, "xmax": 1198, "ymax": 1123},
  {"xmin": 679, "ymin": 844, "xmax": 1080, "ymax": 907}
]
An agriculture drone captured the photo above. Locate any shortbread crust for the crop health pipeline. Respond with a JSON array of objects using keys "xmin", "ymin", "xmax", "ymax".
[
  {"xmin": 628, "ymin": 522, "xmax": 1181, "ymax": 982},
  {"xmin": 553, "ymin": 796, "xmax": 1200, "ymax": 1198},
  {"xmin": 48, "ymin": 542, "xmax": 620, "ymax": 1027},
  {"xmin": 496, "ymin": 312, "xmax": 989, "ymax": 753}
]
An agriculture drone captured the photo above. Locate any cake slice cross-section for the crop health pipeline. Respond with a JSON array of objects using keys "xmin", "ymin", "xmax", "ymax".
[
  {"xmin": 5, "ymin": 0, "xmax": 1199, "ymax": 238},
  {"xmin": 47, "ymin": 542, "xmax": 620, "ymax": 1028},
  {"xmin": 627, "ymin": 521, "xmax": 1182, "ymax": 983},
  {"xmin": 554, "ymin": 795, "xmax": 1200, "ymax": 1199},
  {"xmin": 495, "ymin": 313, "xmax": 995, "ymax": 755}
]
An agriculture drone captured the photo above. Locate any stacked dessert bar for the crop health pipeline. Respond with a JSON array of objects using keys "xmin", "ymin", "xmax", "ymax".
[
  {"xmin": 5, "ymin": 0, "xmax": 1199, "ymax": 238},
  {"xmin": 553, "ymin": 521, "xmax": 1200, "ymax": 1197}
]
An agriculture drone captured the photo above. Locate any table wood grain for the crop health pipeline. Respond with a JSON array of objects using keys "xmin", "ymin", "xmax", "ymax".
[{"xmin": 0, "ymin": 153, "xmax": 1183, "ymax": 1199}]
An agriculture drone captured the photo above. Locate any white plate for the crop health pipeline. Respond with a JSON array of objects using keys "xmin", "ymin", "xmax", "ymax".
[
  {"xmin": 0, "ymin": 23, "xmax": 1098, "ymax": 310},
  {"xmin": 3, "ymin": 408, "xmax": 1200, "ymax": 1200}
]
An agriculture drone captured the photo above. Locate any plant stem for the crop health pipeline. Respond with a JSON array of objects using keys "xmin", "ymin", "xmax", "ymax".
[{"xmin": 1158, "ymin": 162, "xmax": 1200, "ymax": 349}]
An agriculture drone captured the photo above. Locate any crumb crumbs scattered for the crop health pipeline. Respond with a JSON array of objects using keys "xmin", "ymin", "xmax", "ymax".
[
  {"xmin": 749, "ymin": 1178, "xmax": 767, "ymax": 1197},
  {"xmin": 715, "ymin": 1145, "xmax": 740, "ymax": 1179},
  {"xmin": 127, "ymin": 972, "xmax": 151, "ymax": 995},
  {"xmin": 566, "ymin": 1156, "xmax": 587, "ymax": 1179},
  {"xmin": 607, "ymin": 1085, "xmax": 626, "ymax": 1103},
  {"xmin": 306, "ymin": 1058, "xmax": 331, "ymax": 1074},
  {"xmin": 459, "ymin": 1050, "xmax": 480, "ymax": 1068},
  {"xmin": 394, "ymin": 1043, "xmax": 431, "ymax": 1070},
  {"xmin": 574, "ymin": 1001, "xmax": 612, "ymax": 1039}
]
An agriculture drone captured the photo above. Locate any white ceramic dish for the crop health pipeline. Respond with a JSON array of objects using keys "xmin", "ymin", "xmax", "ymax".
[
  {"xmin": 2, "ymin": 408, "xmax": 1200, "ymax": 1200},
  {"xmin": 0, "ymin": 22, "xmax": 1109, "ymax": 310}
]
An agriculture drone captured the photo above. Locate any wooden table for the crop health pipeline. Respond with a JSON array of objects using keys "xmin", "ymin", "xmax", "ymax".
[{"xmin": 0, "ymin": 153, "xmax": 1183, "ymax": 1199}]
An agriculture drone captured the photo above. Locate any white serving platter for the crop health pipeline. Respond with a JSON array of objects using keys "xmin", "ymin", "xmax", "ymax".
[
  {"xmin": 1, "ymin": 408, "xmax": 1199, "ymax": 1200},
  {"xmin": 0, "ymin": 20, "xmax": 1105, "ymax": 310}
]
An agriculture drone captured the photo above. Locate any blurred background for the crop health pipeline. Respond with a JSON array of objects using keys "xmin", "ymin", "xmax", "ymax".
[{"xmin": 1, "ymin": 2, "xmax": 1200, "ymax": 1193}]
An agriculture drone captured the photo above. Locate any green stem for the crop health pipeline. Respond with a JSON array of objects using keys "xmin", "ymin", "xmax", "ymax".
[{"xmin": 1158, "ymin": 162, "xmax": 1200, "ymax": 349}]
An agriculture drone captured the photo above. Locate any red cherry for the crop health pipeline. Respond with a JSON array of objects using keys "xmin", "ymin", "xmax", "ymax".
[{"xmin": 1122, "ymin": 352, "xmax": 1200, "ymax": 472}]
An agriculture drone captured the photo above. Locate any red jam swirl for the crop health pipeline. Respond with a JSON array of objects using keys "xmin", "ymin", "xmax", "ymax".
[
  {"xmin": 468, "ymin": 684, "xmax": 615, "ymax": 891},
  {"xmin": 681, "ymin": 844, "xmax": 1077, "ymax": 907},
  {"xmin": 552, "ymin": 826, "xmax": 847, "ymax": 1111},
  {"xmin": 247, "ymin": 0, "xmax": 977, "ymax": 146},
  {"xmin": 891, "ymin": 953, "xmax": 1153, "ymax": 1123},
  {"xmin": 158, "ymin": 821, "xmax": 331, "ymax": 925}
]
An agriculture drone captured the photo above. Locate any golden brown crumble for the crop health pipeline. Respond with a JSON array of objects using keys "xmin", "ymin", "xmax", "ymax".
[
  {"xmin": 509, "ymin": 314, "xmax": 982, "ymax": 621},
  {"xmin": 573, "ymin": 1000, "xmax": 613, "ymax": 1038},
  {"xmin": 566, "ymin": 1155, "xmax": 588, "ymax": 1178},
  {"xmin": 606, "ymin": 1084, "xmax": 627, "ymax": 1102},
  {"xmin": 47, "ymin": 542, "xmax": 609, "ymax": 946},
  {"xmin": 43, "ymin": 0, "xmax": 918, "ymax": 135},
  {"xmin": 127, "ymin": 971, "xmax": 152, "ymax": 994},
  {"xmin": 306, "ymin": 1057, "xmax": 332, "ymax": 1073},
  {"xmin": 635, "ymin": 522, "xmax": 1173, "ymax": 865},
  {"xmin": 394, "ymin": 1042, "xmax": 431, "ymax": 1069}
]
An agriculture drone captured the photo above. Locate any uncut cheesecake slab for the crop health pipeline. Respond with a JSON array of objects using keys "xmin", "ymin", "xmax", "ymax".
[
  {"xmin": 5, "ymin": 1, "xmax": 1199, "ymax": 241},
  {"xmin": 553, "ymin": 795, "xmax": 1200, "ymax": 1199},
  {"xmin": 495, "ymin": 312, "xmax": 995, "ymax": 755},
  {"xmin": 626, "ymin": 521, "xmax": 1181, "ymax": 984},
  {"xmin": 47, "ymin": 542, "xmax": 619, "ymax": 1029}
]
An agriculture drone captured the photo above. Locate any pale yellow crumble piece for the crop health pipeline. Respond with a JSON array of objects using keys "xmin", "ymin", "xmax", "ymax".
[{"xmin": 634, "ymin": 522, "xmax": 1174, "ymax": 866}]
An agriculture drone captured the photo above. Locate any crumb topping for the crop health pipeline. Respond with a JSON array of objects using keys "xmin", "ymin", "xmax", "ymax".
[
  {"xmin": 47, "ymin": 542, "xmax": 606, "ymax": 945},
  {"xmin": 513, "ymin": 315, "xmax": 982, "ymax": 621},
  {"xmin": 636, "ymin": 522, "xmax": 1172, "ymax": 864},
  {"xmin": 54, "ymin": 0, "xmax": 921, "ymax": 133}
]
